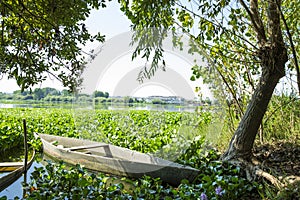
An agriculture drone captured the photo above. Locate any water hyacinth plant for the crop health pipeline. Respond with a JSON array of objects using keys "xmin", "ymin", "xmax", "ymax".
[
  {"xmin": 200, "ymin": 192, "xmax": 208, "ymax": 200},
  {"xmin": 0, "ymin": 108, "xmax": 262, "ymax": 199},
  {"xmin": 215, "ymin": 186, "xmax": 223, "ymax": 196},
  {"xmin": 17, "ymin": 136, "xmax": 260, "ymax": 200}
]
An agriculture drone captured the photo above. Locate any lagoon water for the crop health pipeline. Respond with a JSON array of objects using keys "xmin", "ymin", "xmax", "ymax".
[
  {"xmin": 0, "ymin": 102, "xmax": 199, "ymax": 112},
  {"xmin": 0, "ymin": 162, "xmax": 44, "ymax": 199}
]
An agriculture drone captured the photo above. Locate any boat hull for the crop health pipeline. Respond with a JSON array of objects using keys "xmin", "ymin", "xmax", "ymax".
[
  {"xmin": 0, "ymin": 150, "xmax": 35, "ymax": 192},
  {"xmin": 37, "ymin": 133, "xmax": 200, "ymax": 185}
]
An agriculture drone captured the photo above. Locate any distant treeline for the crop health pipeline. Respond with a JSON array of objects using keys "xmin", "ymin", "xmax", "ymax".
[
  {"xmin": 0, "ymin": 87, "xmax": 145, "ymax": 104},
  {"xmin": 0, "ymin": 87, "xmax": 210, "ymax": 105},
  {"xmin": 0, "ymin": 87, "xmax": 103, "ymax": 102}
]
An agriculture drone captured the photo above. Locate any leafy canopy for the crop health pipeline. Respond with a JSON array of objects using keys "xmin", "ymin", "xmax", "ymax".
[
  {"xmin": 0, "ymin": 0, "xmax": 110, "ymax": 91},
  {"xmin": 119, "ymin": 0, "xmax": 299, "ymax": 103}
]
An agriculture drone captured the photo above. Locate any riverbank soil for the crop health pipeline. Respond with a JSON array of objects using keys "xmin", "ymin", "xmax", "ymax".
[{"xmin": 253, "ymin": 137, "xmax": 300, "ymax": 198}]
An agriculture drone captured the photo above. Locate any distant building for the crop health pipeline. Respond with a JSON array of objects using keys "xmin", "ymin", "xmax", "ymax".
[{"xmin": 147, "ymin": 96, "xmax": 185, "ymax": 104}]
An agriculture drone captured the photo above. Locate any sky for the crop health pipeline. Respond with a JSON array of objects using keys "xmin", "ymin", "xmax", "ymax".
[{"xmin": 0, "ymin": 1, "xmax": 212, "ymax": 99}]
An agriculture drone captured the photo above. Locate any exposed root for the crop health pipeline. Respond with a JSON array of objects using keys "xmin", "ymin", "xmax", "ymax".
[
  {"xmin": 226, "ymin": 159, "xmax": 300, "ymax": 192},
  {"xmin": 223, "ymin": 140, "xmax": 300, "ymax": 191},
  {"xmin": 255, "ymin": 168, "xmax": 284, "ymax": 189},
  {"xmin": 279, "ymin": 175, "xmax": 300, "ymax": 185},
  {"xmin": 226, "ymin": 159, "xmax": 285, "ymax": 190}
]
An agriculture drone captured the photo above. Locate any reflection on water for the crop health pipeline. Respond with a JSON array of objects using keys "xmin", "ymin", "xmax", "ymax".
[
  {"xmin": 0, "ymin": 104, "xmax": 14, "ymax": 108},
  {"xmin": 0, "ymin": 102, "xmax": 199, "ymax": 112},
  {"xmin": 107, "ymin": 104, "xmax": 197, "ymax": 112},
  {"xmin": 0, "ymin": 161, "xmax": 44, "ymax": 199},
  {"xmin": 0, "ymin": 102, "xmax": 74, "ymax": 109}
]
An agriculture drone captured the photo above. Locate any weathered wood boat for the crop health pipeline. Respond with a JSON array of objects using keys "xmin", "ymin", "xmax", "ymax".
[
  {"xmin": 36, "ymin": 133, "xmax": 200, "ymax": 185},
  {"xmin": 0, "ymin": 150, "xmax": 35, "ymax": 192},
  {"xmin": 0, "ymin": 162, "xmax": 25, "ymax": 172}
]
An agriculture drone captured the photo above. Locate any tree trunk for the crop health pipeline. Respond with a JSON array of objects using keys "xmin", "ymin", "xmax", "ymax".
[
  {"xmin": 222, "ymin": 0, "xmax": 289, "ymax": 162},
  {"xmin": 222, "ymin": 44, "xmax": 288, "ymax": 161}
]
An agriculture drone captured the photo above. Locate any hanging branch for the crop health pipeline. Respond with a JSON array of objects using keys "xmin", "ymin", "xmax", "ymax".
[
  {"xmin": 275, "ymin": 0, "xmax": 300, "ymax": 95},
  {"xmin": 173, "ymin": 20, "xmax": 245, "ymax": 115},
  {"xmin": 239, "ymin": 0, "xmax": 267, "ymax": 44}
]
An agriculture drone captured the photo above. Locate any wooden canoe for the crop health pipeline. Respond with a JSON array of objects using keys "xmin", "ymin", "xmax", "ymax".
[
  {"xmin": 0, "ymin": 150, "xmax": 35, "ymax": 192},
  {"xmin": 36, "ymin": 133, "xmax": 200, "ymax": 185},
  {"xmin": 0, "ymin": 162, "xmax": 24, "ymax": 172}
]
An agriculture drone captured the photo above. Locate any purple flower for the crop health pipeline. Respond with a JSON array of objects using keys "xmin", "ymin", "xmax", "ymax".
[
  {"xmin": 215, "ymin": 186, "xmax": 223, "ymax": 196},
  {"xmin": 200, "ymin": 192, "xmax": 208, "ymax": 200}
]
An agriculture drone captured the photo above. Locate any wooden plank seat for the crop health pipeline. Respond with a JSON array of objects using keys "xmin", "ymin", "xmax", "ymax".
[{"xmin": 65, "ymin": 144, "xmax": 109, "ymax": 151}]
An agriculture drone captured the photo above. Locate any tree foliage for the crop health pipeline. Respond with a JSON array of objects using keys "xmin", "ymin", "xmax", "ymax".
[
  {"xmin": 0, "ymin": 0, "xmax": 109, "ymax": 92},
  {"xmin": 119, "ymin": 0, "xmax": 299, "ymax": 160},
  {"xmin": 120, "ymin": 0, "xmax": 298, "ymax": 103},
  {"xmin": 93, "ymin": 90, "xmax": 109, "ymax": 98}
]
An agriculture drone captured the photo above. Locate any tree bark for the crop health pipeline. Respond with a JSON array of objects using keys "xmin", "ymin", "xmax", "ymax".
[
  {"xmin": 222, "ymin": 44, "xmax": 288, "ymax": 160},
  {"xmin": 222, "ymin": 45, "xmax": 288, "ymax": 160},
  {"xmin": 222, "ymin": 62, "xmax": 284, "ymax": 161}
]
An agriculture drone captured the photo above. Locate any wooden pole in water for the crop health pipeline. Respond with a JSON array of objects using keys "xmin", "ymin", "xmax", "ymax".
[
  {"xmin": 23, "ymin": 119, "xmax": 28, "ymax": 198},
  {"xmin": 23, "ymin": 119, "xmax": 28, "ymax": 173},
  {"xmin": 23, "ymin": 119, "xmax": 28, "ymax": 172}
]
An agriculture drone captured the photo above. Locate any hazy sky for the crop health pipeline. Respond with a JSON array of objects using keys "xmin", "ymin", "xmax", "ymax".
[{"xmin": 0, "ymin": 1, "xmax": 211, "ymax": 99}]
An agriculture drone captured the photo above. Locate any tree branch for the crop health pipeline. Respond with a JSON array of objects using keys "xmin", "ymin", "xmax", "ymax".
[
  {"xmin": 275, "ymin": 0, "xmax": 300, "ymax": 95},
  {"xmin": 267, "ymin": 0, "xmax": 282, "ymax": 44},
  {"xmin": 176, "ymin": 1, "xmax": 258, "ymax": 50},
  {"xmin": 180, "ymin": 27, "xmax": 245, "ymax": 114},
  {"xmin": 239, "ymin": 0, "xmax": 267, "ymax": 45}
]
